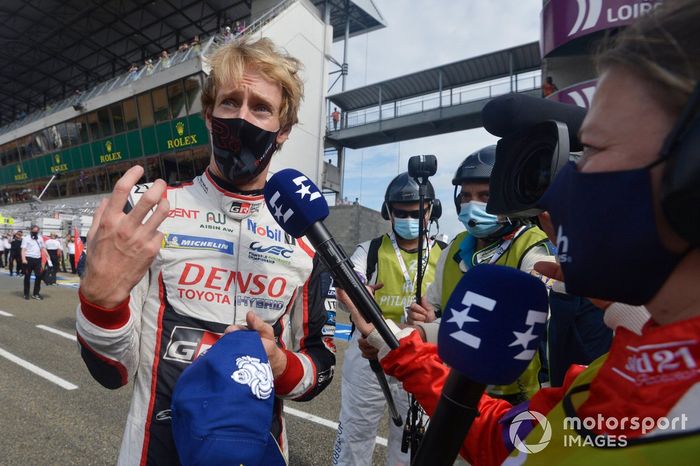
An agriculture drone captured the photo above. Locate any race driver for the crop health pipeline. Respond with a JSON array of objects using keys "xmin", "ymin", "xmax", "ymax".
[{"xmin": 76, "ymin": 38, "xmax": 335, "ymax": 465}]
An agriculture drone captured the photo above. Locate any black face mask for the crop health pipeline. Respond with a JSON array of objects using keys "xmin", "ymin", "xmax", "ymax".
[
  {"xmin": 31, "ymin": 231, "xmax": 39, "ymax": 239},
  {"xmin": 210, "ymin": 117, "xmax": 279, "ymax": 185}
]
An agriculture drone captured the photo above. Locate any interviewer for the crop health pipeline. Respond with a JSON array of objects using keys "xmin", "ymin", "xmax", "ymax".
[{"xmin": 344, "ymin": 1, "xmax": 700, "ymax": 464}]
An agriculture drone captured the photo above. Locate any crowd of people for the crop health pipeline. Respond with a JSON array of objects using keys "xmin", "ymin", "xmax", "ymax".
[{"xmin": 1, "ymin": 228, "xmax": 79, "ymax": 298}]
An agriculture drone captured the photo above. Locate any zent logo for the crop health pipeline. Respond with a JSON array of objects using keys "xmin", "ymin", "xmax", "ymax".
[{"xmin": 447, "ymin": 291, "xmax": 496, "ymax": 349}]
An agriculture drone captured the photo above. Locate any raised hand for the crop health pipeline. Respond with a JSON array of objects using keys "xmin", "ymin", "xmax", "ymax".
[{"xmin": 80, "ymin": 166, "xmax": 170, "ymax": 309}]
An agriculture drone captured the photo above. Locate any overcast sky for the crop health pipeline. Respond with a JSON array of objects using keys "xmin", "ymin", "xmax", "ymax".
[{"xmin": 330, "ymin": 0, "xmax": 541, "ymax": 238}]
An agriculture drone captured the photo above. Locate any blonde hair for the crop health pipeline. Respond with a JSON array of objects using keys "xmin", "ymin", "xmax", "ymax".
[
  {"xmin": 201, "ymin": 38, "xmax": 304, "ymax": 134},
  {"xmin": 597, "ymin": 0, "xmax": 700, "ymax": 114}
]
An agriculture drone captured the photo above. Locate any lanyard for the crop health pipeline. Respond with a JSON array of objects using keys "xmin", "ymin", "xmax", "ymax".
[
  {"xmin": 389, "ymin": 233, "xmax": 431, "ymax": 294},
  {"xmin": 473, "ymin": 225, "xmax": 528, "ymax": 266}
]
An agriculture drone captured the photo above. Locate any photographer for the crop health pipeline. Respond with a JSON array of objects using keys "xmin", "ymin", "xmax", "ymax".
[
  {"xmin": 408, "ymin": 146, "xmax": 553, "ymax": 403},
  {"xmin": 349, "ymin": 1, "xmax": 700, "ymax": 464}
]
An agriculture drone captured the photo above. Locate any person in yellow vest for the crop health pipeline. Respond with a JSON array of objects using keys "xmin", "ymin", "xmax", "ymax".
[
  {"xmin": 409, "ymin": 145, "xmax": 553, "ymax": 404},
  {"xmin": 333, "ymin": 172, "xmax": 444, "ymax": 466},
  {"xmin": 343, "ymin": 1, "xmax": 700, "ymax": 463}
]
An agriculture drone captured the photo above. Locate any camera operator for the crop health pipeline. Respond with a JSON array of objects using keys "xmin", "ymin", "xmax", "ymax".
[
  {"xmin": 333, "ymin": 173, "xmax": 444, "ymax": 466},
  {"xmin": 348, "ymin": 1, "xmax": 700, "ymax": 463},
  {"xmin": 408, "ymin": 146, "xmax": 553, "ymax": 404}
]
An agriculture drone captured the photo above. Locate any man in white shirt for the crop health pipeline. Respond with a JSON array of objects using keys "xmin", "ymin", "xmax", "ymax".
[
  {"xmin": 45, "ymin": 234, "xmax": 63, "ymax": 277},
  {"xmin": 21, "ymin": 225, "xmax": 50, "ymax": 300},
  {"xmin": 66, "ymin": 236, "xmax": 76, "ymax": 274}
]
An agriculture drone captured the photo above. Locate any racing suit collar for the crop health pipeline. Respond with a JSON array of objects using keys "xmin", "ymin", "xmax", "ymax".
[{"xmin": 199, "ymin": 169, "xmax": 266, "ymax": 221}]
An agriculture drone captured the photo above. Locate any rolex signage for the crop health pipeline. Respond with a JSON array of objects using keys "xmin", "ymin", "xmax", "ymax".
[
  {"xmin": 166, "ymin": 120, "xmax": 198, "ymax": 149},
  {"xmin": 14, "ymin": 164, "xmax": 28, "ymax": 181},
  {"xmin": 50, "ymin": 153, "xmax": 69, "ymax": 173},
  {"xmin": 99, "ymin": 140, "xmax": 123, "ymax": 164}
]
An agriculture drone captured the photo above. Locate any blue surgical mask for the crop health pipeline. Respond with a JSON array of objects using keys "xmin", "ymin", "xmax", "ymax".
[
  {"xmin": 459, "ymin": 201, "xmax": 502, "ymax": 238},
  {"xmin": 393, "ymin": 218, "xmax": 420, "ymax": 240},
  {"xmin": 540, "ymin": 161, "xmax": 687, "ymax": 305}
]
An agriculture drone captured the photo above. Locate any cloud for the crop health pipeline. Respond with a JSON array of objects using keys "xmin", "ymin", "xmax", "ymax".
[{"xmin": 330, "ymin": 0, "xmax": 541, "ymax": 240}]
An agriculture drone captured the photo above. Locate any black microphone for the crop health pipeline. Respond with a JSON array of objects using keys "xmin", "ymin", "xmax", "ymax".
[
  {"xmin": 412, "ymin": 265, "xmax": 548, "ymax": 466},
  {"xmin": 263, "ymin": 169, "xmax": 399, "ymax": 350},
  {"xmin": 482, "ymin": 93, "xmax": 586, "ymax": 150}
]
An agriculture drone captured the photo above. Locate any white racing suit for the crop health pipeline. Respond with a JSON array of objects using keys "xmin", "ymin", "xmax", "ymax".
[{"xmin": 76, "ymin": 171, "xmax": 336, "ymax": 465}]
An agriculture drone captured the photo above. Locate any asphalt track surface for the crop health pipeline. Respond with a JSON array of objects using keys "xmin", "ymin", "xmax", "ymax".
[{"xmin": 0, "ymin": 270, "xmax": 398, "ymax": 465}]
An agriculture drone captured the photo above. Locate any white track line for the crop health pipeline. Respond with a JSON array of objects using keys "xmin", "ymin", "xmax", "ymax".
[
  {"xmin": 0, "ymin": 310, "xmax": 14, "ymax": 317},
  {"xmin": 0, "ymin": 347, "xmax": 78, "ymax": 390},
  {"xmin": 36, "ymin": 325, "xmax": 78, "ymax": 342},
  {"xmin": 283, "ymin": 406, "xmax": 388, "ymax": 447}
]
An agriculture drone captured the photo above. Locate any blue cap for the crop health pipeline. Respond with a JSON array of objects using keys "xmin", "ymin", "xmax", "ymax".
[{"xmin": 171, "ymin": 330, "xmax": 286, "ymax": 466}]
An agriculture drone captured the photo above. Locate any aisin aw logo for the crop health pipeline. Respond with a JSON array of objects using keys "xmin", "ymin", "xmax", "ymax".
[{"xmin": 568, "ymin": 0, "xmax": 603, "ymax": 36}]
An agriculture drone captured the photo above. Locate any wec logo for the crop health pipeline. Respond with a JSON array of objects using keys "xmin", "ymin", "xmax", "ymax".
[{"xmin": 250, "ymin": 241, "xmax": 293, "ymax": 258}]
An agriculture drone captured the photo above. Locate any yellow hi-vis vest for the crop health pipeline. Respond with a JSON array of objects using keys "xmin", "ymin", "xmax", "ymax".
[
  {"xmin": 370, "ymin": 235, "xmax": 442, "ymax": 324},
  {"xmin": 440, "ymin": 227, "xmax": 550, "ymax": 400},
  {"xmin": 506, "ymin": 354, "xmax": 700, "ymax": 465}
]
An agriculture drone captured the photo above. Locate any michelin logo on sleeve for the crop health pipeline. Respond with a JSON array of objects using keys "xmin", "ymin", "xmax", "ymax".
[{"xmin": 162, "ymin": 233, "xmax": 234, "ymax": 255}]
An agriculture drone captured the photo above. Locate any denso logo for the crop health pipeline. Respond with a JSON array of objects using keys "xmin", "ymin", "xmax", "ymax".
[
  {"xmin": 168, "ymin": 208, "xmax": 199, "ymax": 219},
  {"xmin": 250, "ymin": 241, "xmax": 293, "ymax": 258},
  {"xmin": 247, "ymin": 219, "xmax": 284, "ymax": 243},
  {"xmin": 163, "ymin": 326, "xmax": 222, "ymax": 364},
  {"xmin": 568, "ymin": 0, "xmax": 663, "ymax": 37},
  {"xmin": 177, "ymin": 262, "xmax": 287, "ymax": 297}
]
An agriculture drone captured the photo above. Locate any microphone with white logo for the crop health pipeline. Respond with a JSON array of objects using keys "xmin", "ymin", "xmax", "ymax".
[
  {"xmin": 264, "ymin": 169, "xmax": 400, "ymax": 349},
  {"xmin": 412, "ymin": 264, "xmax": 548, "ymax": 466}
]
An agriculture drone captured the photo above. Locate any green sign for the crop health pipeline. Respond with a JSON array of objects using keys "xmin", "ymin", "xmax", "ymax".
[{"xmin": 2, "ymin": 113, "xmax": 210, "ymax": 187}]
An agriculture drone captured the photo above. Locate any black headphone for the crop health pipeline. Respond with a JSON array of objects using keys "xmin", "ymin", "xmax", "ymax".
[
  {"xmin": 381, "ymin": 199, "xmax": 442, "ymax": 222},
  {"xmin": 659, "ymin": 80, "xmax": 700, "ymax": 247}
]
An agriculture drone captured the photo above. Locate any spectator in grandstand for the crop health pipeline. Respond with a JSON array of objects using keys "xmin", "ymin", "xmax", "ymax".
[
  {"xmin": 178, "ymin": 42, "xmax": 189, "ymax": 53},
  {"xmin": 76, "ymin": 38, "xmax": 334, "ymax": 465},
  {"xmin": 127, "ymin": 63, "xmax": 139, "ymax": 81},
  {"xmin": 234, "ymin": 20, "xmax": 245, "ymax": 36},
  {"xmin": 332, "ymin": 107, "xmax": 341, "ymax": 130},
  {"xmin": 542, "ymin": 76, "xmax": 558, "ymax": 97},
  {"xmin": 160, "ymin": 50, "xmax": 171, "ymax": 69},
  {"xmin": 144, "ymin": 58, "xmax": 154, "ymax": 75},
  {"xmin": 190, "ymin": 35, "xmax": 201, "ymax": 55},
  {"xmin": 223, "ymin": 26, "xmax": 233, "ymax": 43}
]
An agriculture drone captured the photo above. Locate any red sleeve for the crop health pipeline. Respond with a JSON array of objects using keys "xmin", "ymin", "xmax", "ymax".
[
  {"xmin": 274, "ymin": 349, "xmax": 304, "ymax": 395},
  {"xmin": 78, "ymin": 289, "xmax": 131, "ymax": 330},
  {"xmin": 381, "ymin": 332, "xmax": 587, "ymax": 466}
]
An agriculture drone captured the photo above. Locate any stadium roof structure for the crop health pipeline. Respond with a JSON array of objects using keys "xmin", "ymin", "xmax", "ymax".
[
  {"xmin": 0, "ymin": 0, "xmax": 385, "ymax": 127},
  {"xmin": 328, "ymin": 41, "xmax": 541, "ymax": 111}
]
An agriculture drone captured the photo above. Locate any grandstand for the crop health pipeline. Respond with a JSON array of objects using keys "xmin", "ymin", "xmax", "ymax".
[{"xmin": 0, "ymin": 0, "xmax": 385, "ymax": 233}]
